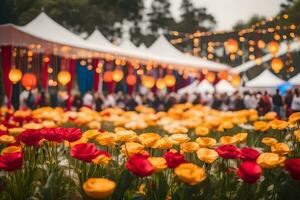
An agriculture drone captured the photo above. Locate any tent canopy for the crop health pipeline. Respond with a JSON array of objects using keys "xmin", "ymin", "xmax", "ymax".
[
  {"xmin": 289, "ymin": 73, "xmax": 300, "ymax": 85},
  {"xmin": 215, "ymin": 80, "xmax": 236, "ymax": 94},
  {"xmin": 245, "ymin": 70, "xmax": 285, "ymax": 88},
  {"xmin": 148, "ymin": 35, "xmax": 230, "ymax": 71},
  {"xmin": 119, "ymin": 39, "xmax": 138, "ymax": 50},
  {"xmin": 178, "ymin": 80, "xmax": 199, "ymax": 94},
  {"xmin": 195, "ymin": 80, "xmax": 215, "ymax": 93},
  {"xmin": 86, "ymin": 29, "xmax": 115, "ymax": 48}
]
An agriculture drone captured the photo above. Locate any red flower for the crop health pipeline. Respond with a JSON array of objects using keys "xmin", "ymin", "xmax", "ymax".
[
  {"xmin": 0, "ymin": 152, "xmax": 23, "ymax": 172},
  {"xmin": 237, "ymin": 161, "xmax": 262, "ymax": 184},
  {"xmin": 125, "ymin": 153, "xmax": 154, "ymax": 177},
  {"xmin": 239, "ymin": 147, "xmax": 260, "ymax": 161},
  {"xmin": 60, "ymin": 128, "xmax": 82, "ymax": 142},
  {"xmin": 285, "ymin": 159, "xmax": 300, "ymax": 180},
  {"xmin": 70, "ymin": 143, "xmax": 103, "ymax": 162},
  {"xmin": 163, "ymin": 152, "xmax": 185, "ymax": 168},
  {"xmin": 41, "ymin": 128, "xmax": 64, "ymax": 143},
  {"xmin": 216, "ymin": 145, "xmax": 241, "ymax": 159},
  {"xmin": 18, "ymin": 129, "xmax": 43, "ymax": 146}
]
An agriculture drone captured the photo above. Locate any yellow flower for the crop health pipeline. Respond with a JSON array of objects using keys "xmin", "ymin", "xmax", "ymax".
[
  {"xmin": 83, "ymin": 178, "xmax": 116, "ymax": 199},
  {"xmin": 22, "ymin": 122, "xmax": 43, "ymax": 129},
  {"xmin": 294, "ymin": 129, "xmax": 300, "ymax": 142},
  {"xmin": 96, "ymin": 133, "xmax": 116, "ymax": 147},
  {"xmin": 65, "ymin": 136, "xmax": 88, "ymax": 148},
  {"xmin": 87, "ymin": 121, "xmax": 101, "ymax": 130},
  {"xmin": 181, "ymin": 142, "xmax": 199, "ymax": 153},
  {"xmin": 195, "ymin": 137, "xmax": 216, "ymax": 148},
  {"xmin": 261, "ymin": 137, "xmax": 278, "ymax": 146},
  {"xmin": 138, "ymin": 133, "xmax": 161, "ymax": 148},
  {"xmin": 249, "ymin": 114, "xmax": 259, "ymax": 122},
  {"xmin": 256, "ymin": 153, "xmax": 284, "ymax": 168},
  {"xmin": 289, "ymin": 112, "xmax": 300, "ymax": 123},
  {"xmin": 0, "ymin": 135, "xmax": 16, "ymax": 144},
  {"xmin": 164, "ymin": 125, "xmax": 188, "ymax": 135},
  {"xmin": 220, "ymin": 121, "xmax": 234, "ymax": 129},
  {"xmin": 169, "ymin": 134, "xmax": 190, "ymax": 145},
  {"xmin": 1, "ymin": 146, "xmax": 22, "ymax": 155},
  {"xmin": 175, "ymin": 163, "xmax": 206, "ymax": 185},
  {"xmin": 268, "ymin": 119, "xmax": 289, "ymax": 130},
  {"xmin": 253, "ymin": 121, "xmax": 270, "ymax": 132},
  {"xmin": 0, "ymin": 124, "xmax": 7, "ymax": 131},
  {"xmin": 195, "ymin": 126, "xmax": 209, "ymax": 136},
  {"xmin": 8, "ymin": 128, "xmax": 25, "ymax": 136},
  {"xmin": 271, "ymin": 143, "xmax": 290, "ymax": 155},
  {"xmin": 233, "ymin": 133, "xmax": 248, "ymax": 143},
  {"xmin": 219, "ymin": 136, "xmax": 237, "ymax": 145},
  {"xmin": 120, "ymin": 142, "xmax": 144, "ymax": 157},
  {"xmin": 42, "ymin": 120, "xmax": 56, "ymax": 128},
  {"xmin": 147, "ymin": 157, "xmax": 167, "ymax": 173},
  {"xmin": 153, "ymin": 137, "xmax": 173, "ymax": 149},
  {"xmin": 196, "ymin": 148, "xmax": 218, "ymax": 164},
  {"xmin": 92, "ymin": 154, "xmax": 111, "ymax": 165},
  {"xmin": 83, "ymin": 130, "xmax": 100, "ymax": 139},
  {"xmin": 264, "ymin": 112, "xmax": 277, "ymax": 120},
  {"xmin": 116, "ymin": 130, "xmax": 137, "ymax": 143}
]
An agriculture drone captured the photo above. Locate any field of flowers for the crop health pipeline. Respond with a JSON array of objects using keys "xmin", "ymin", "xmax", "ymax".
[{"xmin": 0, "ymin": 104, "xmax": 299, "ymax": 200}]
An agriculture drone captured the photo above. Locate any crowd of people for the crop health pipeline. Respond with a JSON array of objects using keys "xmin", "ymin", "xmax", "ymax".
[{"xmin": 8, "ymin": 87, "xmax": 300, "ymax": 119}]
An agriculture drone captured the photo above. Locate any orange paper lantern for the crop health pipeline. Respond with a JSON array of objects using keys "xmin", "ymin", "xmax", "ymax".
[
  {"xmin": 21, "ymin": 73, "xmax": 37, "ymax": 90},
  {"xmin": 8, "ymin": 69, "xmax": 22, "ymax": 84},
  {"xmin": 225, "ymin": 39, "xmax": 238, "ymax": 54},
  {"xmin": 103, "ymin": 71, "xmax": 113, "ymax": 82},
  {"xmin": 112, "ymin": 69, "xmax": 124, "ymax": 82},
  {"xmin": 156, "ymin": 78, "xmax": 166, "ymax": 90},
  {"xmin": 271, "ymin": 58, "xmax": 283, "ymax": 73},
  {"xmin": 268, "ymin": 41, "xmax": 279, "ymax": 55},
  {"xmin": 57, "ymin": 71, "xmax": 71, "ymax": 86},
  {"xmin": 164, "ymin": 75, "xmax": 176, "ymax": 87},
  {"xmin": 206, "ymin": 72, "xmax": 216, "ymax": 83},
  {"xmin": 126, "ymin": 74, "xmax": 137, "ymax": 86},
  {"xmin": 142, "ymin": 76, "xmax": 155, "ymax": 88},
  {"xmin": 230, "ymin": 74, "xmax": 241, "ymax": 87},
  {"xmin": 218, "ymin": 71, "xmax": 228, "ymax": 80}
]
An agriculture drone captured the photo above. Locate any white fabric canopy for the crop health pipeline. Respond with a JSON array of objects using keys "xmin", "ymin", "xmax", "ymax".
[
  {"xmin": 86, "ymin": 29, "xmax": 115, "ymax": 48},
  {"xmin": 139, "ymin": 43, "xmax": 148, "ymax": 50},
  {"xmin": 289, "ymin": 73, "xmax": 300, "ymax": 85},
  {"xmin": 178, "ymin": 80, "xmax": 199, "ymax": 94},
  {"xmin": 215, "ymin": 80, "xmax": 236, "ymax": 94},
  {"xmin": 195, "ymin": 80, "xmax": 215, "ymax": 93},
  {"xmin": 231, "ymin": 40, "xmax": 300, "ymax": 73},
  {"xmin": 245, "ymin": 70, "xmax": 285, "ymax": 88},
  {"xmin": 119, "ymin": 39, "xmax": 138, "ymax": 50},
  {"xmin": 148, "ymin": 35, "xmax": 230, "ymax": 71}
]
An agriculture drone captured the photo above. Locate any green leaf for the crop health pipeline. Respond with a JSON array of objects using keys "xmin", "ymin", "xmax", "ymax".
[{"xmin": 112, "ymin": 169, "xmax": 136, "ymax": 200}]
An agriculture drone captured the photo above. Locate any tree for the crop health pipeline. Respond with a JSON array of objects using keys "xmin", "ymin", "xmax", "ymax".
[
  {"xmin": 233, "ymin": 15, "xmax": 266, "ymax": 31},
  {"xmin": 178, "ymin": 0, "xmax": 216, "ymax": 33},
  {"xmin": 147, "ymin": 0, "xmax": 176, "ymax": 36}
]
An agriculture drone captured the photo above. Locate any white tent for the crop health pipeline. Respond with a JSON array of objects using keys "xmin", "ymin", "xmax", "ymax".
[
  {"xmin": 289, "ymin": 73, "xmax": 300, "ymax": 85},
  {"xmin": 86, "ymin": 29, "xmax": 115, "ymax": 48},
  {"xmin": 230, "ymin": 39, "xmax": 300, "ymax": 73},
  {"xmin": 139, "ymin": 43, "xmax": 148, "ymax": 51},
  {"xmin": 178, "ymin": 80, "xmax": 199, "ymax": 94},
  {"xmin": 119, "ymin": 39, "xmax": 138, "ymax": 50},
  {"xmin": 245, "ymin": 70, "xmax": 285, "ymax": 88},
  {"xmin": 148, "ymin": 35, "xmax": 230, "ymax": 71},
  {"xmin": 195, "ymin": 80, "xmax": 215, "ymax": 93},
  {"xmin": 215, "ymin": 80, "xmax": 236, "ymax": 94}
]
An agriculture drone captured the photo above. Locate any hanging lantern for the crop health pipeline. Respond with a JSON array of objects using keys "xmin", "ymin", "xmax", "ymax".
[
  {"xmin": 164, "ymin": 75, "xmax": 176, "ymax": 87},
  {"xmin": 206, "ymin": 72, "xmax": 216, "ymax": 83},
  {"xmin": 225, "ymin": 39, "xmax": 238, "ymax": 54},
  {"xmin": 218, "ymin": 71, "xmax": 228, "ymax": 80},
  {"xmin": 142, "ymin": 75, "xmax": 155, "ymax": 88},
  {"xmin": 103, "ymin": 71, "xmax": 113, "ymax": 82},
  {"xmin": 271, "ymin": 58, "xmax": 283, "ymax": 73},
  {"xmin": 57, "ymin": 71, "xmax": 71, "ymax": 86},
  {"xmin": 156, "ymin": 78, "xmax": 166, "ymax": 90},
  {"xmin": 257, "ymin": 40, "xmax": 266, "ymax": 49},
  {"xmin": 112, "ymin": 69, "xmax": 124, "ymax": 82},
  {"xmin": 268, "ymin": 41, "xmax": 279, "ymax": 55},
  {"xmin": 126, "ymin": 74, "xmax": 137, "ymax": 86},
  {"xmin": 21, "ymin": 73, "xmax": 37, "ymax": 90},
  {"xmin": 230, "ymin": 74, "xmax": 241, "ymax": 87},
  {"xmin": 8, "ymin": 69, "xmax": 22, "ymax": 84}
]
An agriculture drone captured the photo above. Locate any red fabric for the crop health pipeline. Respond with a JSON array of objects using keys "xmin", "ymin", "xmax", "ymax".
[
  {"xmin": 41, "ymin": 55, "xmax": 49, "ymax": 90},
  {"xmin": 128, "ymin": 85, "xmax": 134, "ymax": 94},
  {"xmin": 66, "ymin": 58, "xmax": 76, "ymax": 111},
  {"xmin": 1, "ymin": 46, "xmax": 12, "ymax": 108},
  {"xmin": 107, "ymin": 81, "xmax": 115, "ymax": 94},
  {"xmin": 92, "ymin": 58, "xmax": 100, "ymax": 92}
]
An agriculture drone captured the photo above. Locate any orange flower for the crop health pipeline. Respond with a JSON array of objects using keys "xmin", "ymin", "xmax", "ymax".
[{"xmin": 253, "ymin": 121, "xmax": 270, "ymax": 132}]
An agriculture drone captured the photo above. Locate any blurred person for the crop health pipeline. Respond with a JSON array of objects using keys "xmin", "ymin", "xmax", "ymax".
[
  {"xmin": 192, "ymin": 93, "xmax": 202, "ymax": 105},
  {"xmin": 72, "ymin": 94, "xmax": 83, "ymax": 111},
  {"xmin": 257, "ymin": 91, "xmax": 271, "ymax": 115},
  {"xmin": 284, "ymin": 90, "xmax": 293, "ymax": 117},
  {"xmin": 272, "ymin": 89, "xmax": 283, "ymax": 118},
  {"xmin": 83, "ymin": 91, "xmax": 94, "ymax": 108},
  {"xmin": 291, "ymin": 88, "xmax": 300, "ymax": 113}
]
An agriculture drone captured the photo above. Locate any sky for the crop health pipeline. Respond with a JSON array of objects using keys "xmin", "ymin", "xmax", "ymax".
[{"xmin": 145, "ymin": 0, "xmax": 286, "ymax": 31}]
